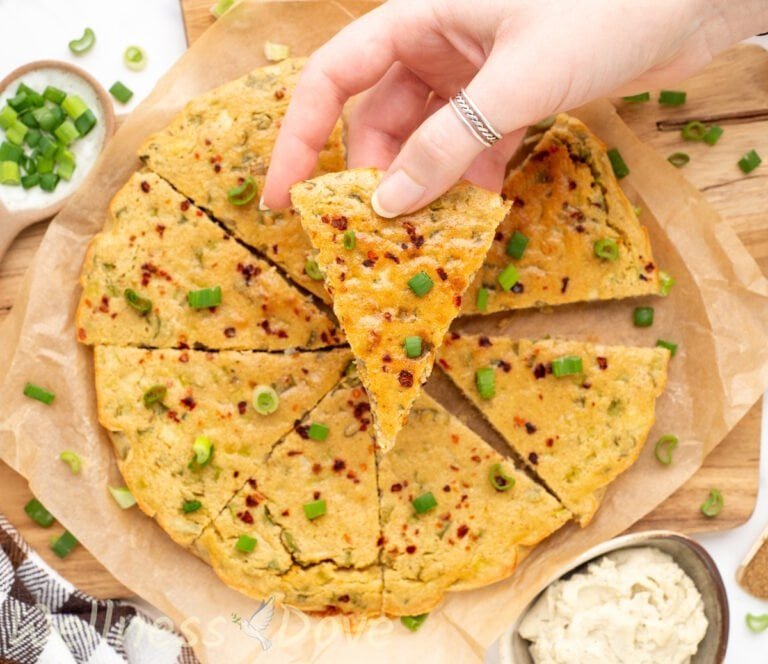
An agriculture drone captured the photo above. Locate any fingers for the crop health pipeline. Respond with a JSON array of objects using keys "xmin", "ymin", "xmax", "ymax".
[
  {"xmin": 347, "ymin": 64, "xmax": 432, "ymax": 170},
  {"xmin": 462, "ymin": 130, "xmax": 525, "ymax": 191},
  {"xmin": 262, "ymin": 5, "xmax": 399, "ymax": 209}
]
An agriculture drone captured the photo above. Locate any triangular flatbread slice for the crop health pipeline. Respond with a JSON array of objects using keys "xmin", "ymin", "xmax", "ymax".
[
  {"xmin": 77, "ymin": 172, "xmax": 343, "ymax": 351},
  {"xmin": 138, "ymin": 58, "xmax": 344, "ymax": 303},
  {"xmin": 380, "ymin": 394, "xmax": 570, "ymax": 615},
  {"xmin": 292, "ymin": 168, "xmax": 509, "ymax": 450},
  {"xmin": 94, "ymin": 346, "xmax": 351, "ymax": 547},
  {"xmin": 196, "ymin": 378, "xmax": 383, "ymax": 615},
  {"xmin": 463, "ymin": 114, "xmax": 659, "ymax": 314},
  {"xmin": 438, "ymin": 336, "xmax": 669, "ymax": 525}
]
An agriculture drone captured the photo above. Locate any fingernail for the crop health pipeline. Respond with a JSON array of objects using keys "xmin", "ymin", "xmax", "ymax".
[
  {"xmin": 371, "ymin": 170, "xmax": 426, "ymax": 218},
  {"xmin": 259, "ymin": 196, "xmax": 270, "ymax": 211}
]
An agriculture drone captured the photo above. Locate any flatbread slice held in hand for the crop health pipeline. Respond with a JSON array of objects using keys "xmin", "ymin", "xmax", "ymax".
[
  {"xmin": 463, "ymin": 114, "xmax": 659, "ymax": 315},
  {"xmin": 438, "ymin": 335, "xmax": 669, "ymax": 525},
  {"xmin": 291, "ymin": 168, "xmax": 509, "ymax": 451},
  {"xmin": 138, "ymin": 58, "xmax": 344, "ymax": 303},
  {"xmin": 77, "ymin": 172, "xmax": 343, "ymax": 351}
]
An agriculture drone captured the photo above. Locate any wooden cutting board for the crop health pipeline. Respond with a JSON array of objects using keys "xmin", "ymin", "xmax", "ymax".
[{"xmin": 0, "ymin": 5, "xmax": 764, "ymax": 600}]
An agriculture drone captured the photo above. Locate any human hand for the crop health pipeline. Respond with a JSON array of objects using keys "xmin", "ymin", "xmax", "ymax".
[{"xmin": 262, "ymin": 0, "xmax": 767, "ymax": 217}]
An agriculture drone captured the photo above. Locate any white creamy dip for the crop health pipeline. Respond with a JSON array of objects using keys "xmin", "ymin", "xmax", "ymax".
[
  {"xmin": 0, "ymin": 67, "xmax": 107, "ymax": 212},
  {"xmin": 519, "ymin": 547, "xmax": 708, "ymax": 664}
]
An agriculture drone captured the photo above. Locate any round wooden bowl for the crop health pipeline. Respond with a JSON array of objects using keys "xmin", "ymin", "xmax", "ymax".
[{"xmin": 0, "ymin": 60, "xmax": 116, "ymax": 258}]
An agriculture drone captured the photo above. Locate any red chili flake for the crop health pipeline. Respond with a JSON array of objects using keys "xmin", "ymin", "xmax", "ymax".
[
  {"xmin": 179, "ymin": 352, "xmax": 189, "ymax": 363},
  {"xmin": 597, "ymin": 357, "xmax": 608, "ymax": 370},
  {"xmin": 233, "ymin": 470, "xmax": 240, "ymax": 478},
  {"xmin": 525, "ymin": 422, "xmax": 537, "ymax": 434},
  {"xmin": 568, "ymin": 180, "xmax": 577, "ymax": 190},
  {"xmin": 645, "ymin": 262, "xmax": 655, "ymax": 273},
  {"xmin": 398, "ymin": 370, "xmax": 414, "ymax": 388},
  {"xmin": 383, "ymin": 312, "xmax": 392, "ymax": 322},
  {"xmin": 405, "ymin": 545, "xmax": 417, "ymax": 554},
  {"xmin": 533, "ymin": 363, "xmax": 546, "ymax": 379},
  {"xmin": 245, "ymin": 495, "xmax": 259, "ymax": 508},
  {"xmin": 237, "ymin": 401, "xmax": 247, "ymax": 415},
  {"xmin": 450, "ymin": 331, "xmax": 461, "ymax": 340},
  {"xmin": 237, "ymin": 263, "xmax": 262, "ymax": 286},
  {"xmin": 457, "ymin": 525, "xmax": 469, "ymax": 539},
  {"xmin": 178, "ymin": 340, "xmax": 190, "ymax": 350},
  {"xmin": 511, "ymin": 282, "xmax": 525, "ymax": 294},
  {"xmin": 514, "ymin": 415, "xmax": 526, "ymax": 427},
  {"xmin": 338, "ymin": 595, "xmax": 350, "ymax": 603},
  {"xmin": 213, "ymin": 164, "xmax": 221, "ymax": 173},
  {"xmin": 155, "ymin": 224, "xmax": 166, "ymax": 238},
  {"xmin": 390, "ymin": 483, "xmax": 403, "ymax": 493},
  {"xmin": 561, "ymin": 277, "xmax": 570, "ymax": 294},
  {"xmin": 453, "ymin": 295, "xmax": 462, "ymax": 308},
  {"xmin": 313, "ymin": 490, "xmax": 321, "ymax": 499},
  {"xmin": 195, "ymin": 210, "xmax": 203, "ymax": 217},
  {"xmin": 575, "ymin": 224, "xmax": 585, "ymax": 233},
  {"xmin": 140, "ymin": 181, "xmax": 150, "ymax": 193},
  {"xmin": 311, "ymin": 463, "xmax": 322, "ymax": 475},
  {"xmin": 295, "ymin": 423, "xmax": 310, "ymax": 439},
  {"xmin": 512, "ymin": 197, "xmax": 525, "ymax": 207},
  {"xmin": 639, "ymin": 274, "xmax": 649, "ymax": 281},
  {"xmin": 224, "ymin": 327, "xmax": 236, "ymax": 338},
  {"xmin": 353, "ymin": 402, "xmax": 371, "ymax": 419},
  {"xmin": 204, "ymin": 138, "xmax": 211, "ymax": 146},
  {"xmin": 531, "ymin": 151, "xmax": 549, "ymax": 162},
  {"xmin": 582, "ymin": 380, "xmax": 592, "ymax": 389},
  {"xmin": 330, "ymin": 215, "xmax": 348, "ymax": 231},
  {"xmin": 333, "ymin": 459, "xmax": 347, "ymax": 472},
  {"xmin": 438, "ymin": 358, "xmax": 451, "ymax": 371},
  {"xmin": 443, "ymin": 485, "xmax": 451, "ymax": 492},
  {"xmin": 180, "ymin": 396, "xmax": 196, "ymax": 410},
  {"xmin": 377, "ymin": 535, "xmax": 386, "ymax": 546},
  {"xmin": 281, "ymin": 509, "xmax": 290, "ymax": 517},
  {"xmin": 471, "ymin": 455, "xmax": 481, "ymax": 463},
  {"xmin": 498, "ymin": 360, "xmax": 511, "ymax": 373},
  {"xmin": 528, "ymin": 452, "xmax": 539, "ymax": 465},
  {"xmin": 546, "ymin": 438, "xmax": 554, "ymax": 447},
  {"xmin": 274, "ymin": 89, "xmax": 285, "ymax": 100},
  {"xmin": 247, "ymin": 479, "xmax": 257, "ymax": 489},
  {"xmin": 98, "ymin": 295, "xmax": 110, "ymax": 313},
  {"xmin": 287, "ymin": 450, "xmax": 302, "ymax": 457},
  {"xmin": 237, "ymin": 511, "xmax": 254, "ymax": 524},
  {"xmin": 77, "ymin": 328, "xmax": 87, "ymax": 341},
  {"xmin": 384, "ymin": 252, "xmax": 400, "ymax": 264},
  {"xmin": 382, "ymin": 353, "xmax": 392, "ymax": 363},
  {"xmin": 478, "ymin": 336, "xmax": 492, "ymax": 347},
  {"xmin": 436, "ymin": 267, "xmax": 448, "ymax": 281},
  {"xmin": 362, "ymin": 258, "xmax": 376, "ymax": 268},
  {"xmin": 167, "ymin": 410, "xmax": 180, "ymax": 423},
  {"xmin": 449, "ymin": 464, "xmax": 460, "ymax": 471},
  {"xmin": 347, "ymin": 470, "xmax": 360, "ymax": 484},
  {"xmin": 494, "ymin": 231, "xmax": 504, "ymax": 242}
]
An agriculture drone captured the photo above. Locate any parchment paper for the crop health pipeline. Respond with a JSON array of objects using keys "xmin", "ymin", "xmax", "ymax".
[{"xmin": 1, "ymin": 2, "xmax": 767, "ymax": 662}]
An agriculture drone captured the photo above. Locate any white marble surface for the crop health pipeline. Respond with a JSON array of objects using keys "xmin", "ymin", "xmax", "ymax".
[{"xmin": 1, "ymin": 2, "xmax": 766, "ymax": 661}]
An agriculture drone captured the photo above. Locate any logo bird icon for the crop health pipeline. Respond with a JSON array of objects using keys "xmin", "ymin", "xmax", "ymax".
[{"xmin": 242, "ymin": 597, "xmax": 275, "ymax": 651}]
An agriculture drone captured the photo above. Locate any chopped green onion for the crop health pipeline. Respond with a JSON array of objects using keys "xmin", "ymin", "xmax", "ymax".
[
  {"xmin": 304, "ymin": 259, "xmax": 324, "ymax": 281},
  {"xmin": 5, "ymin": 120, "xmax": 28, "ymax": 146},
  {"xmin": 506, "ymin": 231, "xmax": 529, "ymax": 259},
  {"xmin": 108, "ymin": 486, "xmax": 136, "ymax": 509},
  {"xmin": 37, "ymin": 156, "xmax": 54, "ymax": 174},
  {"xmin": 124, "ymin": 46, "xmax": 148, "ymax": 71},
  {"xmin": 227, "ymin": 177, "xmax": 257, "ymax": 206},
  {"xmin": 489, "ymin": 463, "xmax": 516, "ymax": 492},
  {"xmin": 700, "ymin": 488, "xmax": 723, "ymax": 517},
  {"xmin": 738, "ymin": 149, "xmax": 762, "ymax": 174},
  {"xmin": 187, "ymin": 286, "xmax": 222, "ymax": 309},
  {"xmin": 124, "ymin": 288, "xmax": 152, "ymax": 315},
  {"xmin": 235, "ymin": 534, "xmax": 257, "ymax": 553},
  {"xmin": 476, "ymin": 287, "xmax": 489, "ymax": 312},
  {"xmin": 56, "ymin": 148, "xmax": 76, "ymax": 181},
  {"xmin": 23, "ymin": 382, "xmax": 55, "ymax": 405},
  {"xmin": 61, "ymin": 95, "xmax": 89, "ymax": 120},
  {"xmin": 633, "ymin": 306, "xmax": 654, "ymax": 327},
  {"xmin": 20, "ymin": 154, "xmax": 36, "ymax": 174},
  {"xmin": 659, "ymin": 90, "xmax": 687, "ymax": 106},
  {"xmin": 607, "ymin": 148, "xmax": 629, "ymax": 179},
  {"xmin": 51, "ymin": 531, "xmax": 78, "ymax": 559},
  {"xmin": 497, "ymin": 263, "xmax": 520, "ymax": 291},
  {"xmin": 408, "ymin": 271, "xmax": 434, "ymax": 297},
  {"xmin": 21, "ymin": 174, "xmax": 39, "ymax": 189},
  {"xmin": 25, "ymin": 128, "xmax": 41, "ymax": 148},
  {"xmin": 475, "ymin": 366, "xmax": 495, "ymax": 400},
  {"xmin": 656, "ymin": 339, "xmax": 678, "ymax": 356},
  {"xmin": 252, "ymin": 385, "xmax": 279, "ymax": 415},
  {"xmin": 54, "ymin": 120, "xmax": 79, "ymax": 146},
  {"xmin": 622, "ymin": 92, "xmax": 651, "ymax": 103},
  {"xmin": 0, "ymin": 141, "xmax": 23, "ymax": 163},
  {"xmin": 404, "ymin": 335, "xmax": 423, "ymax": 358},
  {"xmin": 303, "ymin": 499, "xmax": 327, "ymax": 520},
  {"xmin": 30, "ymin": 107, "xmax": 52, "ymax": 132},
  {"xmin": 594, "ymin": 237, "xmax": 619, "ymax": 261},
  {"xmin": 308, "ymin": 423, "xmax": 329, "ymax": 441},
  {"xmin": 654, "ymin": 435, "xmax": 679, "ymax": 465},
  {"xmin": 211, "ymin": 0, "xmax": 238, "ymax": 18},
  {"xmin": 39, "ymin": 173, "xmax": 60, "ymax": 192},
  {"xmin": 0, "ymin": 105, "xmax": 17, "ymax": 130},
  {"xmin": 16, "ymin": 84, "xmax": 44, "ymax": 108},
  {"xmin": 401, "ymin": 614, "xmax": 429, "ymax": 632},
  {"xmin": 264, "ymin": 41, "xmax": 291, "ymax": 62},
  {"xmin": 681, "ymin": 121, "xmax": 707, "ymax": 141},
  {"xmin": 552, "ymin": 355, "xmax": 583, "ymax": 377},
  {"xmin": 182, "ymin": 499, "xmax": 202, "ymax": 514},
  {"xmin": 143, "ymin": 384, "xmax": 167, "ymax": 408},
  {"xmin": 412, "ymin": 492, "xmax": 437, "ymax": 515},
  {"xmin": 343, "ymin": 230, "xmax": 356, "ymax": 250},
  {"xmin": 0, "ymin": 161, "xmax": 20, "ymax": 185},
  {"xmin": 37, "ymin": 134, "xmax": 58, "ymax": 158},
  {"xmin": 702, "ymin": 125, "xmax": 723, "ymax": 146},
  {"xmin": 69, "ymin": 27, "xmax": 96, "ymax": 55},
  {"xmin": 43, "ymin": 86, "xmax": 67, "ymax": 105},
  {"xmin": 109, "ymin": 81, "xmax": 134, "ymax": 104},
  {"xmin": 24, "ymin": 498, "xmax": 55, "ymax": 527},
  {"xmin": 667, "ymin": 152, "xmax": 690, "ymax": 168},
  {"xmin": 746, "ymin": 614, "xmax": 768, "ymax": 633},
  {"xmin": 75, "ymin": 109, "xmax": 97, "ymax": 136},
  {"xmin": 192, "ymin": 436, "xmax": 214, "ymax": 466},
  {"xmin": 19, "ymin": 110, "xmax": 39, "ymax": 129},
  {"xmin": 59, "ymin": 451, "xmax": 82, "ymax": 474},
  {"xmin": 8, "ymin": 93, "xmax": 32, "ymax": 112}
]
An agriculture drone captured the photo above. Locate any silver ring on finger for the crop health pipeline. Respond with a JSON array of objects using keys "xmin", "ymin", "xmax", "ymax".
[{"xmin": 449, "ymin": 88, "xmax": 502, "ymax": 148}]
